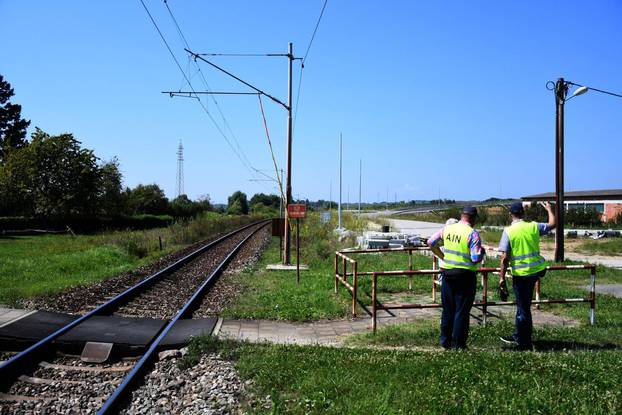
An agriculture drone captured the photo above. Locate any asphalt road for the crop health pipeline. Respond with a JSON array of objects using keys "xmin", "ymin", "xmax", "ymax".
[{"xmin": 386, "ymin": 218, "xmax": 443, "ymax": 238}]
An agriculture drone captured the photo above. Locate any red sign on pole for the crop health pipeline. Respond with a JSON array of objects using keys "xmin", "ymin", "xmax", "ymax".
[{"xmin": 287, "ymin": 204, "xmax": 306, "ymax": 218}]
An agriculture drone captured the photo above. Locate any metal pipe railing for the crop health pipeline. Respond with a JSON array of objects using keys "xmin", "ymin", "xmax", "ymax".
[
  {"xmin": 335, "ymin": 247, "xmax": 432, "ymax": 317},
  {"xmin": 370, "ymin": 264, "xmax": 596, "ymax": 332}
]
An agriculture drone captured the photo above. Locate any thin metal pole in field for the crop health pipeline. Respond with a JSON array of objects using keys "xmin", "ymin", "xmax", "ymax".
[
  {"xmin": 338, "ymin": 133, "xmax": 343, "ymax": 229},
  {"xmin": 358, "ymin": 158, "xmax": 362, "ymax": 214}
]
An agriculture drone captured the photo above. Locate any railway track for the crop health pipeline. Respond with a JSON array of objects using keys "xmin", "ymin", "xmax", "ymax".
[{"xmin": 0, "ymin": 220, "xmax": 269, "ymax": 414}]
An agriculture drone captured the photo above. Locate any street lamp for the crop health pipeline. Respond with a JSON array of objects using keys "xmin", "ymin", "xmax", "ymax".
[
  {"xmin": 547, "ymin": 78, "xmax": 622, "ymax": 262},
  {"xmin": 548, "ymin": 78, "xmax": 588, "ymax": 262}
]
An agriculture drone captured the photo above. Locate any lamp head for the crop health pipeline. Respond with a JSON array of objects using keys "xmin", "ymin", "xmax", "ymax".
[{"xmin": 571, "ymin": 86, "xmax": 589, "ymax": 98}]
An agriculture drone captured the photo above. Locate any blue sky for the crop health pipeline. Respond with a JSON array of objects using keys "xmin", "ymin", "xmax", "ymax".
[{"xmin": 1, "ymin": 1, "xmax": 621, "ymax": 203}]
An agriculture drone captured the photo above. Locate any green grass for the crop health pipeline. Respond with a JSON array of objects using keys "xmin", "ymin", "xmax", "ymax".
[
  {"xmin": 190, "ymin": 216, "xmax": 622, "ymax": 414},
  {"xmin": 221, "ymin": 222, "xmax": 444, "ymax": 320},
  {"xmin": 183, "ymin": 337, "xmax": 622, "ymax": 414},
  {"xmin": 224, "ymin": 217, "xmax": 622, "ymax": 322},
  {"xmin": 0, "ymin": 234, "xmax": 153, "ymax": 304},
  {"xmin": 479, "ymin": 228, "xmax": 503, "ymax": 245},
  {"xmin": 221, "ymin": 237, "xmax": 350, "ymax": 320},
  {"xmin": 348, "ymin": 256, "xmax": 622, "ymax": 351},
  {"xmin": 0, "ymin": 214, "xmax": 260, "ymax": 304},
  {"xmin": 576, "ymin": 238, "xmax": 622, "ymax": 256}
]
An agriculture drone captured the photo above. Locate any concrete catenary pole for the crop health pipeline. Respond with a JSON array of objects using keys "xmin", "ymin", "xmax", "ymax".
[{"xmin": 283, "ymin": 42, "xmax": 294, "ymax": 265}]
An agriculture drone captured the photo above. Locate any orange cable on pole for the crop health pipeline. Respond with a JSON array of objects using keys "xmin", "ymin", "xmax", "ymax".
[{"xmin": 257, "ymin": 94, "xmax": 285, "ymax": 203}]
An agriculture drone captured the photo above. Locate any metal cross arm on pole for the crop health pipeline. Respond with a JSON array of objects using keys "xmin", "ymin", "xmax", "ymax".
[
  {"xmin": 185, "ymin": 48, "xmax": 290, "ymax": 110},
  {"xmin": 197, "ymin": 52, "xmax": 290, "ymax": 57},
  {"xmin": 162, "ymin": 91, "xmax": 259, "ymax": 96}
]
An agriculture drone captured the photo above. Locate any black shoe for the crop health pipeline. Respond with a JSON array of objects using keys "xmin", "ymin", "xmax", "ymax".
[
  {"xmin": 516, "ymin": 344, "xmax": 534, "ymax": 352},
  {"xmin": 499, "ymin": 336, "xmax": 518, "ymax": 346}
]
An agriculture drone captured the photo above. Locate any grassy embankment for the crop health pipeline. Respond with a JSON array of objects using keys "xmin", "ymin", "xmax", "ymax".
[
  {"xmin": 206, "ymin": 212, "xmax": 621, "ymax": 413},
  {"xmin": 0, "ymin": 213, "xmax": 261, "ymax": 304},
  {"xmin": 183, "ymin": 337, "xmax": 621, "ymax": 414}
]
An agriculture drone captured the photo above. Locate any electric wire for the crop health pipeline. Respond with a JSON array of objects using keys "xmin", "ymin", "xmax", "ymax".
[
  {"xmin": 293, "ymin": 0, "xmax": 328, "ymax": 131},
  {"xmin": 162, "ymin": 0, "xmax": 257, "ymax": 175},
  {"xmin": 139, "ymin": 0, "xmax": 255, "ymax": 176},
  {"xmin": 293, "ymin": 63, "xmax": 304, "ymax": 131},
  {"xmin": 302, "ymin": 0, "xmax": 328, "ymax": 63}
]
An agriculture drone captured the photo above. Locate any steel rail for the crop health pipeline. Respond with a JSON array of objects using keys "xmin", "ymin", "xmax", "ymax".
[
  {"xmin": 0, "ymin": 220, "xmax": 269, "ymax": 389},
  {"xmin": 98, "ymin": 221, "xmax": 269, "ymax": 414}
]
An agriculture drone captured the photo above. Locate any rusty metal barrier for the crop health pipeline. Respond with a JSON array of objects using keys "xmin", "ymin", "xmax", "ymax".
[
  {"xmin": 370, "ymin": 264, "xmax": 597, "ymax": 332},
  {"xmin": 335, "ymin": 247, "xmax": 434, "ymax": 316}
]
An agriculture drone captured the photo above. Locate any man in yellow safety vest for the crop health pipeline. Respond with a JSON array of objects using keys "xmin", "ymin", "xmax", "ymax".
[
  {"xmin": 428, "ymin": 206, "xmax": 486, "ymax": 350},
  {"xmin": 499, "ymin": 201, "xmax": 556, "ymax": 350}
]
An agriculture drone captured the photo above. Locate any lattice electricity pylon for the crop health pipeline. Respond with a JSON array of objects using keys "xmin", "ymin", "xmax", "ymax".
[{"xmin": 176, "ymin": 140, "xmax": 184, "ymax": 197}]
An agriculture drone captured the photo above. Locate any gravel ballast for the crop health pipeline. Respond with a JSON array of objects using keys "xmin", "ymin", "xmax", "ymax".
[{"xmin": 120, "ymin": 351, "xmax": 248, "ymax": 415}]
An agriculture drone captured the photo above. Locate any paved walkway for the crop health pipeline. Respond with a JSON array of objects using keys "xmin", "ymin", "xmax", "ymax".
[
  {"xmin": 594, "ymin": 284, "xmax": 622, "ymax": 298},
  {"xmin": 216, "ymin": 306, "xmax": 577, "ymax": 346},
  {"xmin": 0, "ymin": 307, "xmax": 35, "ymax": 328},
  {"xmin": 0, "ymin": 304, "xmax": 593, "ymax": 348}
]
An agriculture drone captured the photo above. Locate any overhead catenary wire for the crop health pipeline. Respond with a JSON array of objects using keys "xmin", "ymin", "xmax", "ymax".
[
  {"xmin": 163, "ymin": 0, "xmax": 293, "ymax": 190},
  {"xmin": 302, "ymin": 0, "xmax": 328, "ymax": 64},
  {"xmin": 138, "ymin": 0, "xmax": 256, "ymax": 176},
  {"xmin": 163, "ymin": 0, "xmax": 256, "ymax": 173},
  {"xmin": 294, "ymin": 0, "xmax": 329, "ymax": 130}
]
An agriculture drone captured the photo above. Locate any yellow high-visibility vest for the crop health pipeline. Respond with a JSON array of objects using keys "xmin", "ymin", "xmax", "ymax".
[
  {"xmin": 442, "ymin": 223, "xmax": 477, "ymax": 271},
  {"xmin": 506, "ymin": 221, "xmax": 546, "ymax": 276}
]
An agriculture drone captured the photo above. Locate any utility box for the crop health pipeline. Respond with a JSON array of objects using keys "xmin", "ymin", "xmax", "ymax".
[{"xmin": 272, "ymin": 218, "xmax": 285, "ymax": 237}]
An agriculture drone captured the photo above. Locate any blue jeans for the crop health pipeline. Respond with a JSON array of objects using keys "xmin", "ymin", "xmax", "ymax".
[
  {"xmin": 440, "ymin": 270, "xmax": 476, "ymax": 349},
  {"xmin": 512, "ymin": 272, "xmax": 544, "ymax": 348}
]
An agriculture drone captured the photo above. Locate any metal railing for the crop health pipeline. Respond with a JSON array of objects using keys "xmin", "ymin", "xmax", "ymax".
[
  {"xmin": 335, "ymin": 246, "xmax": 437, "ymax": 317},
  {"xmin": 334, "ymin": 248, "xmax": 596, "ymax": 333}
]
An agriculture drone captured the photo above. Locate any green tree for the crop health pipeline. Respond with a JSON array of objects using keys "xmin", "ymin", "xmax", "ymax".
[
  {"xmin": 127, "ymin": 184, "xmax": 169, "ymax": 215},
  {"xmin": 227, "ymin": 190, "xmax": 249, "ymax": 215},
  {"xmin": 0, "ymin": 75, "xmax": 30, "ymax": 163},
  {"xmin": 195, "ymin": 194, "xmax": 212, "ymax": 213},
  {"xmin": 97, "ymin": 158, "xmax": 124, "ymax": 216},
  {"xmin": 0, "ymin": 145, "xmax": 33, "ymax": 216},
  {"xmin": 170, "ymin": 194, "xmax": 195, "ymax": 218},
  {"xmin": 172, "ymin": 193, "xmax": 212, "ymax": 217},
  {"xmin": 250, "ymin": 193, "xmax": 280, "ymax": 209},
  {"xmin": 0, "ymin": 128, "xmax": 101, "ymax": 217}
]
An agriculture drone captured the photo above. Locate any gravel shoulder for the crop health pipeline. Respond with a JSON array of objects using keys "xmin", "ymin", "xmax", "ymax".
[{"xmin": 21, "ymin": 226, "xmax": 270, "ymax": 315}]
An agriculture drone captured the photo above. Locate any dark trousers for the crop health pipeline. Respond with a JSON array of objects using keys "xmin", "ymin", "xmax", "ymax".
[
  {"xmin": 440, "ymin": 269, "xmax": 476, "ymax": 349},
  {"xmin": 512, "ymin": 272, "xmax": 543, "ymax": 348}
]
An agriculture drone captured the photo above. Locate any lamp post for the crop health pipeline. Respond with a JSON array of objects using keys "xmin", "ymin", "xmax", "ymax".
[{"xmin": 551, "ymin": 78, "xmax": 589, "ymax": 262}]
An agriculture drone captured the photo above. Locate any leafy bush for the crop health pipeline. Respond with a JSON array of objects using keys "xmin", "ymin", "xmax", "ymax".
[{"xmin": 0, "ymin": 214, "xmax": 174, "ymax": 232}]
